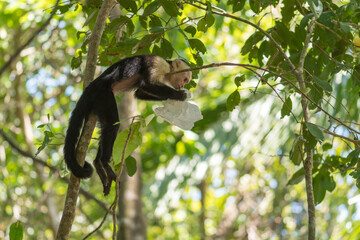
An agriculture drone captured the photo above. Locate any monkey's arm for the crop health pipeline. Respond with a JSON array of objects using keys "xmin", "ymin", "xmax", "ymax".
[{"xmin": 135, "ymin": 84, "xmax": 187, "ymax": 101}]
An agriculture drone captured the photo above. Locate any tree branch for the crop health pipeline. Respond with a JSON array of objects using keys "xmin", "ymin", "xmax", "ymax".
[
  {"xmin": 324, "ymin": 130, "xmax": 360, "ymax": 149},
  {"xmin": 170, "ymin": 62, "xmax": 360, "ymax": 135},
  {"xmin": 56, "ymin": 0, "xmax": 116, "ymax": 238},
  {"xmin": 184, "ymin": 1, "xmax": 297, "ymax": 72},
  {"xmin": 297, "ymin": 17, "xmax": 316, "ymax": 240}
]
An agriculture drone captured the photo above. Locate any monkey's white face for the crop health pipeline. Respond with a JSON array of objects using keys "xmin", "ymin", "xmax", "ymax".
[{"xmin": 167, "ymin": 60, "xmax": 192, "ymax": 89}]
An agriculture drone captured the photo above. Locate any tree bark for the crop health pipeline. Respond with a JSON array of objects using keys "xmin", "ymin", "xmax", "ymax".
[
  {"xmin": 117, "ymin": 92, "xmax": 147, "ymax": 240},
  {"xmin": 296, "ymin": 17, "xmax": 316, "ymax": 240},
  {"xmin": 56, "ymin": 0, "xmax": 116, "ymax": 239}
]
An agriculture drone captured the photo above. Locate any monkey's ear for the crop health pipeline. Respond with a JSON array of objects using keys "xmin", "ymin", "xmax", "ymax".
[{"xmin": 171, "ymin": 60, "xmax": 181, "ymax": 69}]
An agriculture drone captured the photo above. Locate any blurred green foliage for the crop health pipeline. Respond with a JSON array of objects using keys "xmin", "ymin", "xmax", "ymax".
[{"xmin": 1, "ymin": 0, "xmax": 360, "ymax": 239}]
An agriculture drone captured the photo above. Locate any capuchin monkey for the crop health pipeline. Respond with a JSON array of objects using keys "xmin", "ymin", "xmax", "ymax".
[{"xmin": 64, "ymin": 54, "xmax": 192, "ymax": 195}]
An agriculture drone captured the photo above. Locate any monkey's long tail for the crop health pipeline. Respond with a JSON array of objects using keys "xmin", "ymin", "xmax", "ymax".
[{"xmin": 63, "ymin": 90, "xmax": 94, "ymax": 178}]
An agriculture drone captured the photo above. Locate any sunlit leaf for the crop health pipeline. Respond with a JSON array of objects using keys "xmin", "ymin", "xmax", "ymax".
[
  {"xmin": 184, "ymin": 26, "xmax": 197, "ymax": 37},
  {"xmin": 113, "ymin": 122, "xmax": 142, "ymax": 165},
  {"xmin": 143, "ymin": 1, "xmax": 161, "ymax": 17},
  {"xmin": 226, "ymin": 90, "xmax": 240, "ymax": 111},
  {"xmin": 234, "ymin": 75, "xmax": 245, "ymax": 87},
  {"xmin": 159, "ymin": 0, "xmax": 179, "ymax": 16},
  {"xmin": 307, "ymin": 0, "xmax": 323, "ymax": 19},
  {"xmin": 10, "ymin": 221, "xmax": 23, "ymax": 240},
  {"xmin": 118, "ymin": 0, "xmax": 137, "ymax": 12},
  {"xmin": 188, "ymin": 39, "xmax": 207, "ymax": 54},
  {"xmin": 347, "ymin": 149, "xmax": 360, "ymax": 167}
]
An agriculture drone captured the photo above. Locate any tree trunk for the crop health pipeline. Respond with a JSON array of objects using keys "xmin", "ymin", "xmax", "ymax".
[{"xmin": 117, "ymin": 92, "xmax": 147, "ymax": 240}]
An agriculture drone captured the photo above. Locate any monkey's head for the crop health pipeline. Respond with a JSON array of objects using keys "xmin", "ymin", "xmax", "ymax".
[{"xmin": 166, "ymin": 59, "xmax": 192, "ymax": 89}]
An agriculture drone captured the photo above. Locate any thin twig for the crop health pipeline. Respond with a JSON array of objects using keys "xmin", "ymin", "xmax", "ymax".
[
  {"xmin": 184, "ymin": 0, "xmax": 297, "ymax": 72},
  {"xmin": 170, "ymin": 62, "xmax": 360, "ymax": 134},
  {"xmin": 243, "ymin": 66, "xmax": 299, "ymax": 123},
  {"xmin": 83, "ymin": 202, "xmax": 116, "ymax": 240},
  {"xmin": 324, "ymin": 130, "xmax": 360, "ymax": 149},
  {"xmin": 297, "ymin": 16, "xmax": 316, "ymax": 240},
  {"xmin": 112, "ymin": 117, "xmax": 136, "ymax": 239}
]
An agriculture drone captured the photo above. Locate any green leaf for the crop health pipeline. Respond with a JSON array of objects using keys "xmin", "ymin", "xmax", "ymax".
[
  {"xmin": 303, "ymin": 126, "xmax": 317, "ymax": 151},
  {"xmin": 35, "ymin": 131, "xmax": 53, "ymax": 156},
  {"xmin": 287, "ymin": 168, "xmax": 305, "ymax": 185},
  {"xmin": 280, "ymin": 97, "xmax": 292, "ymax": 118},
  {"xmin": 188, "ymin": 39, "xmax": 207, "ymax": 54},
  {"xmin": 305, "ymin": 122, "xmax": 324, "ymax": 142},
  {"xmin": 143, "ymin": 2, "xmax": 161, "ymax": 17},
  {"xmin": 144, "ymin": 114, "xmax": 155, "ymax": 126},
  {"xmin": 347, "ymin": 149, "xmax": 360, "ymax": 167},
  {"xmin": 249, "ymin": 0, "xmax": 260, "ymax": 13},
  {"xmin": 197, "ymin": 13, "xmax": 215, "ymax": 33},
  {"xmin": 152, "ymin": 44, "xmax": 162, "ymax": 56},
  {"xmin": 339, "ymin": 22, "xmax": 351, "ymax": 33},
  {"xmin": 290, "ymin": 136, "xmax": 302, "ymax": 165},
  {"xmin": 149, "ymin": 15, "xmax": 162, "ymax": 28},
  {"xmin": 139, "ymin": 16, "xmax": 147, "ymax": 29},
  {"xmin": 118, "ymin": 0, "xmax": 137, "ymax": 12},
  {"xmin": 106, "ymin": 16, "xmax": 128, "ymax": 33},
  {"xmin": 313, "ymin": 173, "xmax": 326, "ymax": 204},
  {"xmin": 10, "ymin": 221, "xmax": 23, "ymax": 240},
  {"xmin": 322, "ymin": 142, "xmax": 332, "ymax": 151},
  {"xmin": 185, "ymin": 80, "xmax": 197, "ymax": 90},
  {"xmin": 112, "ymin": 122, "xmax": 142, "ymax": 165},
  {"xmin": 226, "ymin": 90, "xmax": 240, "ymax": 111},
  {"xmin": 159, "ymin": 0, "xmax": 179, "ymax": 16},
  {"xmin": 149, "ymin": 26, "xmax": 166, "ymax": 33},
  {"xmin": 132, "ymin": 34, "xmax": 158, "ymax": 53},
  {"xmin": 323, "ymin": 172, "xmax": 336, "ymax": 192},
  {"xmin": 161, "ymin": 38, "xmax": 173, "ymax": 59},
  {"xmin": 307, "ymin": 0, "xmax": 323, "ymax": 19},
  {"xmin": 232, "ymin": 0, "xmax": 245, "ymax": 13},
  {"xmin": 314, "ymin": 76, "xmax": 332, "ymax": 92},
  {"xmin": 184, "ymin": 26, "xmax": 197, "ymax": 37},
  {"xmin": 58, "ymin": 4, "xmax": 71, "ymax": 14},
  {"xmin": 125, "ymin": 156, "xmax": 137, "ymax": 176},
  {"xmin": 350, "ymin": 168, "xmax": 360, "ymax": 179},
  {"xmin": 234, "ymin": 75, "xmax": 245, "ymax": 87},
  {"xmin": 71, "ymin": 55, "xmax": 82, "ymax": 70},
  {"xmin": 241, "ymin": 31, "xmax": 264, "ymax": 56}
]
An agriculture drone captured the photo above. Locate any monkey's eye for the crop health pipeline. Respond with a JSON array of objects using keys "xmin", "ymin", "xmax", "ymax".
[{"xmin": 184, "ymin": 77, "xmax": 189, "ymax": 84}]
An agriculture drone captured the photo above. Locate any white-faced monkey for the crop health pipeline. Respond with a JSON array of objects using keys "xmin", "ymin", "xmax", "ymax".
[{"xmin": 64, "ymin": 54, "xmax": 192, "ymax": 195}]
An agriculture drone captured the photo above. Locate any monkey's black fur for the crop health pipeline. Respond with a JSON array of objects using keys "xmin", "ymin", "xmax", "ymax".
[{"xmin": 64, "ymin": 55, "xmax": 189, "ymax": 195}]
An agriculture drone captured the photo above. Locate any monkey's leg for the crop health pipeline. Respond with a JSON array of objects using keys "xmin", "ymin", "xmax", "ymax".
[
  {"xmin": 95, "ymin": 92, "xmax": 120, "ymax": 195},
  {"xmin": 93, "ymin": 145, "xmax": 108, "ymax": 188}
]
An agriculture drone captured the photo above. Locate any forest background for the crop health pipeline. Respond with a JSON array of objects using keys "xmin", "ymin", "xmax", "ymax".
[{"xmin": 1, "ymin": 0, "xmax": 360, "ymax": 239}]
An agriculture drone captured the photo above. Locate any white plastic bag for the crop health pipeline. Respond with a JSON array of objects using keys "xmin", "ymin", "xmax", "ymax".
[{"xmin": 154, "ymin": 90, "xmax": 203, "ymax": 130}]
